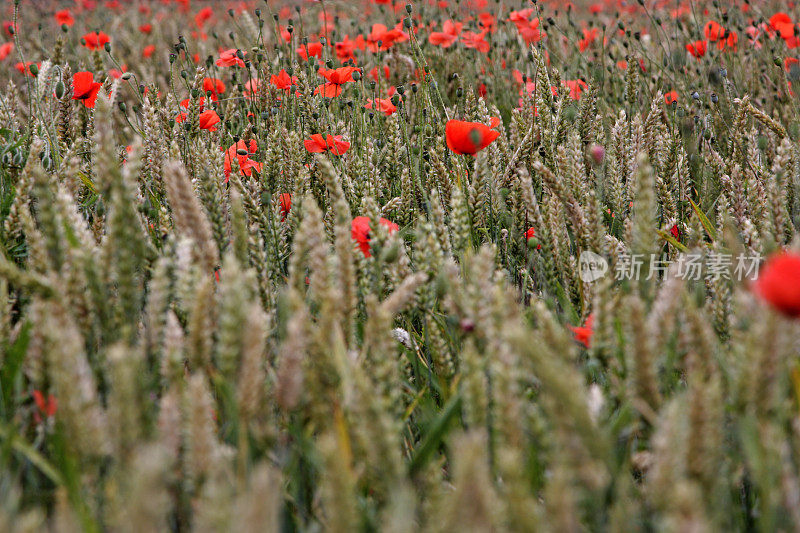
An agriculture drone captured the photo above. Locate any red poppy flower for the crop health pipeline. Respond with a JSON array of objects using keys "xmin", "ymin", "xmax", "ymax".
[
  {"xmin": 216, "ymin": 48, "xmax": 245, "ymax": 68},
  {"xmin": 270, "ymin": 69, "xmax": 298, "ymax": 91},
  {"xmin": 578, "ymin": 27, "xmax": 599, "ymax": 52},
  {"xmin": 198, "ymin": 110, "xmax": 220, "ymax": 131},
  {"xmin": 143, "ymin": 44, "xmax": 156, "ymax": 58},
  {"xmin": 429, "ymin": 19, "xmax": 462, "ymax": 48},
  {"xmin": 54, "ymin": 9, "xmax": 74, "ymax": 26},
  {"xmin": 32, "ymin": 390, "xmax": 57, "ymax": 423},
  {"xmin": 365, "ymin": 97, "xmax": 397, "ymax": 116},
  {"xmin": 223, "ymin": 139, "xmax": 261, "ymax": 180},
  {"xmin": 334, "ymin": 34, "xmax": 364, "ymax": 61},
  {"xmin": 315, "ymin": 66, "xmax": 358, "ymax": 98},
  {"xmin": 369, "ymin": 65, "xmax": 391, "ymax": 82},
  {"xmin": 82, "ymin": 31, "xmax": 110, "ymax": 51},
  {"xmin": 569, "ymin": 314, "xmax": 594, "ymax": 348},
  {"xmin": 366, "ymin": 23, "xmax": 408, "ymax": 52},
  {"xmin": 351, "ymin": 216, "xmax": 399, "ymax": 257},
  {"xmin": 202, "ymin": 77, "xmax": 225, "ymax": 100},
  {"xmin": 139, "ymin": 23, "xmax": 152, "ymax": 34},
  {"xmin": 15, "ymin": 62, "xmax": 38, "ymax": 77},
  {"xmin": 717, "ymin": 31, "xmax": 738, "ymax": 51},
  {"xmin": 686, "ymin": 40, "xmax": 707, "ymax": 58},
  {"xmin": 461, "ymin": 30, "xmax": 490, "ymax": 53},
  {"xmin": 753, "ymin": 251, "xmax": 800, "ymax": 318},
  {"xmin": 195, "ymin": 6, "xmax": 214, "ymax": 28},
  {"xmin": 279, "ymin": 193, "xmax": 292, "ymax": 220},
  {"xmin": 72, "ymin": 71, "xmax": 103, "ymax": 108},
  {"xmin": 769, "ymin": 12, "xmax": 796, "ymax": 40},
  {"xmin": 304, "ymin": 134, "xmax": 351, "ymax": 155},
  {"xmin": 445, "ymin": 117, "xmax": 501, "ymax": 155},
  {"xmin": 563, "ymin": 79, "xmax": 588, "ymax": 100},
  {"xmin": 0, "ymin": 42, "xmax": 12, "ymax": 61},
  {"xmin": 297, "ymin": 41, "xmax": 323, "ymax": 61},
  {"xmin": 670, "ymin": 223, "xmax": 680, "ymax": 241},
  {"xmin": 664, "ymin": 91, "xmax": 678, "ymax": 105},
  {"xmin": 525, "ymin": 227, "xmax": 542, "ymax": 249},
  {"xmin": 704, "ymin": 20, "xmax": 723, "ymax": 41},
  {"xmin": 479, "ymin": 12, "xmax": 496, "ymax": 33}
]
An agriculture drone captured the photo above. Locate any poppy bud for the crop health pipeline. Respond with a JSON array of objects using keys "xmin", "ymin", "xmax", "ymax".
[
  {"xmin": 7, "ymin": 26, "xmax": 13, "ymax": 35},
  {"xmin": 406, "ymin": 3, "xmax": 412, "ymax": 13},
  {"xmin": 237, "ymin": 148, "xmax": 249, "ymax": 156},
  {"xmin": 396, "ymin": 85, "xmax": 405, "ymax": 95},
  {"xmin": 61, "ymin": 24, "xmax": 69, "ymax": 33},
  {"xmin": 403, "ymin": 17, "xmax": 412, "ymax": 29},
  {"xmin": 774, "ymin": 57, "xmax": 783, "ymax": 67},
  {"xmin": 228, "ymin": 8, "xmax": 234, "ymax": 17},
  {"xmin": 169, "ymin": 53, "xmax": 177, "ymax": 64},
  {"xmin": 191, "ymin": 89, "xmax": 200, "ymax": 98},
  {"xmin": 456, "ymin": 87, "xmax": 463, "ymax": 98},
  {"xmin": 181, "ymin": 70, "xmax": 188, "ymax": 79},
  {"xmin": 118, "ymin": 102, "xmax": 127, "ymax": 113},
  {"xmin": 121, "ymin": 72, "xmax": 131, "ymax": 80},
  {"xmin": 104, "ymin": 42, "xmax": 111, "ymax": 52},
  {"xmin": 55, "ymin": 81, "xmax": 65, "ymax": 99},
  {"xmin": 255, "ymin": 8, "xmax": 261, "ymax": 17},
  {"xmin": 29, "ymin": 64, "xmax": 38, "ymax": 76},
  {"xmin": 411, "ymin": 83, "xmax": 418, "ymax": 93},
  {"xmin": 352, "ymin": 70, "xmax": 361, "ymax": 81},
  {"xmin": 391, "ymin": 94, "xmax": 400, "ymax": 106},
  {"xmin": 589, "ymin": 143, "xmax": 605, "ymax": 165}
]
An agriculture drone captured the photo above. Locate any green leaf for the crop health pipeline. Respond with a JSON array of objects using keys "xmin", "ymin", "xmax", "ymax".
[
  {"xmin": 689, "ymin": 198, "xmax": 717, "ymax": 242},
  {"xmin": 408, "ymin": 392, "xmax": 461, "ymax": 476},
  {"xmin": 656, "ymin": 229, "xmax": 689, "ymax": 253},
  {"xmin": 0, "ymin": 321, "xmax": 30, "ymax": 411}
]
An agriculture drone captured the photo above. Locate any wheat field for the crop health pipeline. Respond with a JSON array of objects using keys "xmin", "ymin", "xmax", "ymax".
[{"xmin": 1, "ymin": 0, "xmax": 800, "ymax": 531}]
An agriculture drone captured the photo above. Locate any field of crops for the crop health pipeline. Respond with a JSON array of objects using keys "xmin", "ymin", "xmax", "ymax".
[{"xmin": 2, "ymin": 0, "xmax": 800, "ymax": 530}]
